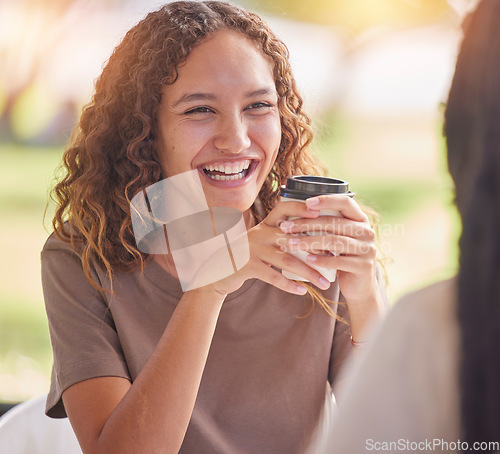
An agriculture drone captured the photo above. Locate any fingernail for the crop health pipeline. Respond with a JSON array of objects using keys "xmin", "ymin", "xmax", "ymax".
[
  {"xmin": 306, "ymin": 253, "xmax": 317, "ymax": 262},
  {"xmin": 296, "ymin": 284, "xmax": 307, "ymax": 295},
  {"xmin": 280, "ymin": 220, "xmax": 294, "ymax": 231},
  {"xmin": 306, "ymin": 197, "xmax": 319, "ymax": 207},
  {"xmin": 288, "ymin": 238, "xmax": 300, "ymax": 247},
  {"xmin": 319, "ymin": 277, "xmax": 330, "ymax": 289}
]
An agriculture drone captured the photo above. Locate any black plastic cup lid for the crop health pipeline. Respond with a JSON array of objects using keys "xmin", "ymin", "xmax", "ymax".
[{"xmin": 279, "ymin": 175, "xmax": 353, "ymax": 200}]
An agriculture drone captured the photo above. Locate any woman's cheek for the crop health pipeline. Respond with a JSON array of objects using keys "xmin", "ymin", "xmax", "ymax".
[{"xmin": 253, "ymin": 115, "xmax": 282, "ymax": 152}]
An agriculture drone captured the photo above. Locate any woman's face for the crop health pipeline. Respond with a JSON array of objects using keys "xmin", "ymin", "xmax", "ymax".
[{"xmin": 156, "ymin": 29, "xmax": 281, "ymax": 217}]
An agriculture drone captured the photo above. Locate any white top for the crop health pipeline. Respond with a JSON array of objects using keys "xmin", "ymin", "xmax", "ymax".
[
  {"xmin": 322, "ymin": 278, "xmax": 461, "ymax": 453},
  {"xmin": 0, "ymin": 395, "xmax": 81, "ymax": 453}
]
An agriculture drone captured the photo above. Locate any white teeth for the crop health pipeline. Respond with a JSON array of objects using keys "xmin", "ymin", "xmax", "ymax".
[
  {"xmin": 206, "ymin": 170, "xmax": 246, "ymax": 181},
  {"xmin": 203, "ymin": 159, "xmax": 251, "ymax": 175}
]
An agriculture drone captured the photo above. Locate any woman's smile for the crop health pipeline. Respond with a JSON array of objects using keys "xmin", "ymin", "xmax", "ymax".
[{"xmin": 198, "ymin": 158, "xmax": 260, "ymax": 187}]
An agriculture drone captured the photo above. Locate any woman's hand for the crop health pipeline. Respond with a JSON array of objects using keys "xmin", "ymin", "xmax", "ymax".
[
  {"xmin": 202, "ymin": 200, "xmax": 334, "ymax": 297},
  {"xmin": 278, "ymin": 195, "xmax": 386, "ymax": 339}
]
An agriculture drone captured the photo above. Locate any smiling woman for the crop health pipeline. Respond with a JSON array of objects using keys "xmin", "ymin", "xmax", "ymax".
[{"xmin": 42, "ymin": 2, "xmax": 387, "ymax": 453}]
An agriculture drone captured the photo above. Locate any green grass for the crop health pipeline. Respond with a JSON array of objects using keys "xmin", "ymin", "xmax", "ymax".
[
  {"xmin": 0, "ymin": 144, "xmax": 62, "ymax": 401},
  {"xmin": 0, "ymin": 293, "xmax": 52, "ymax": 372},
  {"xmin": 0, "ymin": 144, "xmax": 62, "ymax": 221},
  {"xmin": 349, "ymin": 178, "xmax": 446, "ymax": 221}
]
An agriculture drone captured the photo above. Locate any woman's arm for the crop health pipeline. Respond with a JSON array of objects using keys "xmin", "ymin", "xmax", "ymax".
[{"xmin": 63, "ymin": 286, "xmax": 225, "ymax": 454}]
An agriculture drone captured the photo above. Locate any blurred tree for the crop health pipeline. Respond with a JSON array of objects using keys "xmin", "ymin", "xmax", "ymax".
[
  {"xmin": 0, "ymin": 0, "xmax": 116, "ymax": 144},
  {"xmin": 0, "ymin": 0, "xmax": 79, "ymax": 143},
  {"xmin": 246, "ymin": 0, "xmax": 451, "ymax": 35}
]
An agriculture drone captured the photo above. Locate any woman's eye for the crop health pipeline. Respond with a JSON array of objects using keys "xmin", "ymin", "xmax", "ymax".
[
  {"xmin": 184, "ymin": 106, "xmax": 214, "ymax": 115},
  {"xmin": 246, "ymin": 102, "xmax": 272, "ymax": 110}
]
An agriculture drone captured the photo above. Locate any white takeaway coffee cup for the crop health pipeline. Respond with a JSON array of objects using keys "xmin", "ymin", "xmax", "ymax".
[{"xmin": 279, "ymin": 175, "xmax": 354, "ymax": 282}]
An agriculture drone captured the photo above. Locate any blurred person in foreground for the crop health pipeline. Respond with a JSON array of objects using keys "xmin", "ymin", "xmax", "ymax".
[
  {"xmin": 321, "ymin": 0, "xmax": 500, "ymax": 452},
  {"xmin": 41, "ymin": 1, "xmax": 387, "ymax": 453}
]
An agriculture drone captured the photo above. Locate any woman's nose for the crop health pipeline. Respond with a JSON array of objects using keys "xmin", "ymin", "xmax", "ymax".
[{"xmin": 213, "ymin": 115, "xmax": 251, "ymax": 154}]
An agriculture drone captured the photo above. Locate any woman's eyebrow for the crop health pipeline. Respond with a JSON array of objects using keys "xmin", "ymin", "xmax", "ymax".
[
  {"xmin": 172, "ymin": 86, "xmax": 277, "ymax": 108},
  {"xmin": 244, "ymin": 87, "xmax": 277, "ymax": 98},
  {"xmin": 173, "ymin": 93, "xmax": 217, "ymax": 108}
]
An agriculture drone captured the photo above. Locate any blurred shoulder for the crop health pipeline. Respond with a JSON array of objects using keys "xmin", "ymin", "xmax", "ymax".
[
  {"xmin": 365, "ymin": 278, "xmax": 458, "ymax": 350},
  {"xmin": 374, "ymin": 277, "xmax": 460, "ymax": 356},
  {"xmin": 394, "ymin": 277, "xmax": 457, "ymax": 322}
]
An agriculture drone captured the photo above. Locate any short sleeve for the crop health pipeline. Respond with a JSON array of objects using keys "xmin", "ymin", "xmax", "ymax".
[{"xmin": 41, "ymin": 234, "xmax": 130, "ymax": 418}]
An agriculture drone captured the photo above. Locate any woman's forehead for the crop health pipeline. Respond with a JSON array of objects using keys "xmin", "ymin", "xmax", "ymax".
[
  {"xmin": 183, "ymin": 29, "xmax": 272, "ymax": 71},
  {"xmin": 162, "ymin": 29, "xmax": 277, "ymax": 99}
]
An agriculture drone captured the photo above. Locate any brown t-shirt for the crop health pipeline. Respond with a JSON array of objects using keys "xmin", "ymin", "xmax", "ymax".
[{"xmin": 41, "ymin": 233, "xmax": 364, "ymax": 453}]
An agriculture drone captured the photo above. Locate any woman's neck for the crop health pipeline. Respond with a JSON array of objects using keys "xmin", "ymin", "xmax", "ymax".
[{"xmin": 243, "ymin": 208, "xmax": 257, "ymax": 229}]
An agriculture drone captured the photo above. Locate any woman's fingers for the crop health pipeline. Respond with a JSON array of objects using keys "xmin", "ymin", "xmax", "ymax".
[
  {"xmin": 251, "ymin": 264, "xmax": 309, "ymax": 295},
  {"xmin": 287, "ymin": 234, "xmax": 376, "ymax": 257},
  {"xmin": 306, "ymin": 252, "xmax": 376, "ymax": 276},
  {"xmin": 207, "ymin": 198, "xmax": 349, "ymax": 295},
  {"xmin": 236, "ymin": 197, "xmax": 374, "ymax": 294},
  {"xmin": 305, "ymin": 195, "xmax": 369, "ymax": 223},
  {"xmin": 280, "ymin": 216, "xmax": 375, "ymax": 241},
  {"xmin": 226, "ymin": 222, "xmax": 329, "ymax": 292},
  {"xmin": 257, "ymin": 247, "xmax": 331, "ymax": 290},
  {"xmin": 263, "ymin": 200, "xmax": 320, "ymax": 227}
]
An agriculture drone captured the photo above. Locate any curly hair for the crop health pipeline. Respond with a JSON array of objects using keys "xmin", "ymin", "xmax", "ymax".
[{"xmin": 51, "ymin": 1, "xmax": 326, "ymax": 290}]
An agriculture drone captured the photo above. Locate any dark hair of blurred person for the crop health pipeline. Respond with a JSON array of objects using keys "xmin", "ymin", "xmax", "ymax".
[{"xmin": 445, "ymin": 0, "xmax": 500, "ymax": 445}]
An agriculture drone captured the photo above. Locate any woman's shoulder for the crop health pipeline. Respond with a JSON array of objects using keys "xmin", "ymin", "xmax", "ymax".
[
  {"xmin": 360, "ymin": 277, "xmax": 459, "ymax": 359},
  {"xmin": 393, "ymin": 277, "xmax": 457, "ymax": 324},
  {"xmin": 42, "ymin": 231, "xmax": 71, "ymax": 252},
  {"xmin": 42, "ymin": 224, "xmax": 83, "ymax": 257},
  {"xmin": 375, "ymin": 277, "xmax": 459, "ymax": 361}
]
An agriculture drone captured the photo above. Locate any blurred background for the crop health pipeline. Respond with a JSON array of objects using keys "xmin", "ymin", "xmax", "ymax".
[{"xmin": 0, "ymin": 0, "xmax": 476, "ymax": 403}]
